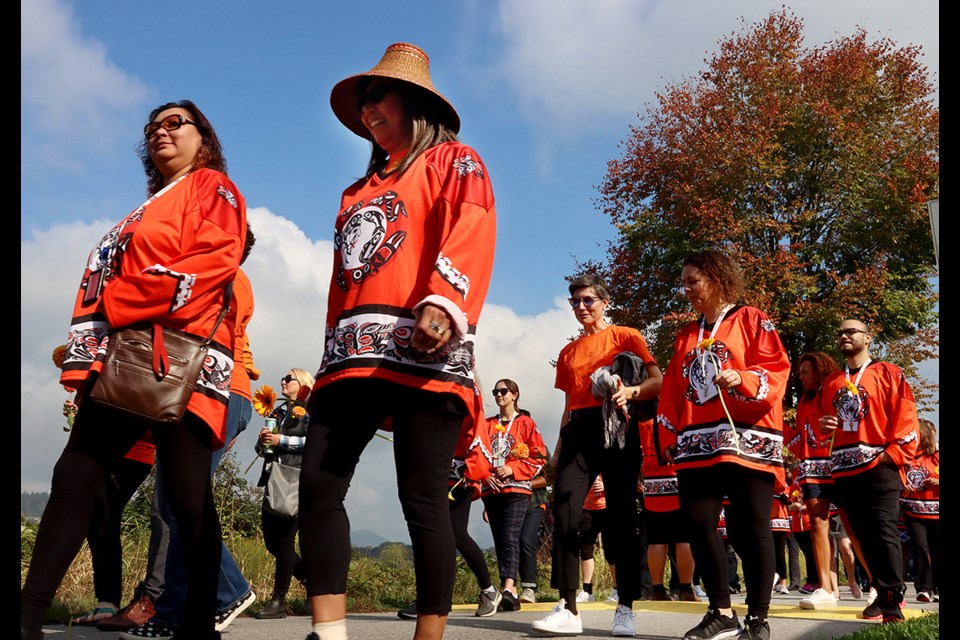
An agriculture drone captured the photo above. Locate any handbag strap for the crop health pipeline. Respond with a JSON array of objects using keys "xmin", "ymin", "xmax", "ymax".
[{"xmin": 151, "ymin": 282, "xmax": 234, "ymax": 380}]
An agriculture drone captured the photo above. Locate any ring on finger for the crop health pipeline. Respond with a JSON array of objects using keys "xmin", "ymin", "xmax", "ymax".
[{"xmin": 429, "ymin": 321, "xmax": 446, "ymax": 336}]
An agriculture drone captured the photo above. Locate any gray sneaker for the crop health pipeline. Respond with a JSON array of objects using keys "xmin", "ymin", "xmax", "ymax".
[
  {"xmin": 520, "ymin": 588, "xmax": 537, "ymax": 604},
  {"xmin": 476, "ymin": 588, "xmax": 502, "ymax": 617}
]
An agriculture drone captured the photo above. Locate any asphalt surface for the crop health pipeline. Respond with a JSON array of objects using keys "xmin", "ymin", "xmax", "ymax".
[{"xmin": 36, "ymin": 585, "xmax": 937, "ymax": 639}]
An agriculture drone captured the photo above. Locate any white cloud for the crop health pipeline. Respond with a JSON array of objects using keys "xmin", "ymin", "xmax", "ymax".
[{"xmin": 20, "ymin": 0, "xmax": 150, "ymax": 160}]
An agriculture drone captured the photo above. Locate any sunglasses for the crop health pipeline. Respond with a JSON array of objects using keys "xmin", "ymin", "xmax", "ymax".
[
  {"xmin": 358, "ymin": 82, "xmax": 399, "ymax": 110},
  {"xmin": 568, "ymin": 296, "xmax": 603, "ymax": 309},
  {"xmin": 492, "ymin": 388, "xmax": 511, "ymax": 396},
  {"xmin": 280, "ymin": 374, "xmax": 295, "ymax": 384},
  {"xmin": 836, "ymin": 328, "xmax": 868, "ymax": 338},
  {"xmin": 144, "ymin": 114, "xmax": 197, "ymax": 140}
]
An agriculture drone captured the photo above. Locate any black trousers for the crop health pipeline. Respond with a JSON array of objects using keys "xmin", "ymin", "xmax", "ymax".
[
  {"xmin": 261, "ymin": 508, "xmax": 305, "ymax": 598},
  {"xmin": 905, "ymin": 516, "xmax": 939, "ymax": 594},
  {"xmin": 300, "ymin": 379, "xmax": 466, "ymax": 615},
  {"xmin": 834, "ymin": 464, "xmax": 905, "ymax": 607},
  {"xmin": 21, "ymin": 400, "xmax": 220, "ymax": 635},
  {"xmin": 678, "ymin": 463, "xmax": 775, "ymax": 618},
  {"xmin": 551, "ymin": 408, "xmax": 644, "ymax": 602},
  {"xmin": 449, "ymin": 484, "xmax": 493, "ymax": 591},
  {"xmin": 519, "ymin": 501, "xmax": 545, "ymax": 590}
]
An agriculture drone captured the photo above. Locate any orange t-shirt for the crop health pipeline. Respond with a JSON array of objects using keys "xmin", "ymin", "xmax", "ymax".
[{"xmin": 229, "ymin": 268, "xmax": 256, "ymax": 401}]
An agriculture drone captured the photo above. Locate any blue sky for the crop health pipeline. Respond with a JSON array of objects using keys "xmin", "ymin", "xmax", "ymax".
[{"xmin": 22, "ymin": 0, "xmax": 938, "ymax": 546}]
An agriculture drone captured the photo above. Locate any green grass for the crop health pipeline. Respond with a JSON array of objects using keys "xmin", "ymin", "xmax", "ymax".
[{"xmin": 838, "ymin": 612, "xmax": 938, "ymax": 640}]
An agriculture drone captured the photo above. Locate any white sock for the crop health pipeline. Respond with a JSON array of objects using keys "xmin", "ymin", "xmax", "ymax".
[{"xmin": 313, "ymin": 619, "xmax": 348, "ymax": 640}]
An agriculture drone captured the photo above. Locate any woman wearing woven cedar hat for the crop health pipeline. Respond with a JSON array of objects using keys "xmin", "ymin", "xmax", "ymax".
[{"xmin": 299, "ymin": 43, "xmax": 496, "ymax": 640}]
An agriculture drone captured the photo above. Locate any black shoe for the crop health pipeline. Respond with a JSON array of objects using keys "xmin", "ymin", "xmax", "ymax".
[
  {"xmin": 683, "ymin": 608, "xmax": 741, "ymax": 640},
  {"xmin": 255, "ymin": 595, "xmax": 287, "ymax": 620},
  {"xmin": 397, "ymin": 601, "xmax": 417, "ymax": 620},
  {"xmin": 653, "ymin": 585, "xmax": 675, "ymax": 601},
  {"xmin": 498, "ymin": 589, "xmax": 521, "ymax": 612},
  {"xmin": 861, "ymin": 602, "xmax": 883, "ymax": 621},
  {"xmin": 738, "ymin": 615, "xmax": 770, "ymax": 640}
]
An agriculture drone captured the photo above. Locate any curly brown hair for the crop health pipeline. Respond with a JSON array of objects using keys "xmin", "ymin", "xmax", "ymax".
[
  {"xmin": 796, "ymin": 352, "xmax": 840, "ymax": 402},
  {"xmin": 138, "ymin": 100, "xmax": 227, "ymax": 195},
  {"xmin": 682, "ymin": 250, "xmax": 745, "ymax": 305}
]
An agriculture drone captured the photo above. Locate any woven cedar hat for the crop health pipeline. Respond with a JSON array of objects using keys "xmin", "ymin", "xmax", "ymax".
[{"xmin": 330, "ymin": 42, "xmax": 460, "ymax": 141}]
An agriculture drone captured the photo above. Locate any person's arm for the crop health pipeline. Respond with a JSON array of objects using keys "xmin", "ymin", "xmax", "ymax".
[
  {"xmin": 718, "ymin": 309, "xmax": 791, "ymax": 413},
  {"xmin": 880, "ymin": 365, "xmax": 920, "ymax": 467}
]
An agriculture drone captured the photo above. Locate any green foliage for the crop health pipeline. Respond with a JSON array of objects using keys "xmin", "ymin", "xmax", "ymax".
[
  {"xmin": 589, "ymin": 8, "xmax": 939, "ymax": 408},
  {"xmin": 841, "ymin": 611, "xmax": 938, "ymax": 640},
  {"xmin": 20, "ymin": 491, "xmax": 49, "ymax": 518}
]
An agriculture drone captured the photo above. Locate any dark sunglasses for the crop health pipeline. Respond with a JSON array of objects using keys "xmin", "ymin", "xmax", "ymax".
[
  {"xmin": 836, "ymin": 328, "xmax": 868, "ymax": 338},
  {"xmin": 144, "ymin": 114, "xmax": 197, "ymax": 140},
  {"xmin": 568, "ymin": 296, "xmax": 603, "ymax": 309},
  {"xmin": 280, "ymin": 374, "xmax": 295, "ymax": 384},
  {"xmin": 358, "ymin": 82, "xmax": 399, "ymax": 110},
  {"xmin": 492, "ymin": 388, "xmax": 511, "ymax": 396}
]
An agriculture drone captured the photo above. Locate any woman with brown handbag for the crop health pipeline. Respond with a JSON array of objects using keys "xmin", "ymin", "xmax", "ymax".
[{"xmin": 21, "ymin": 100, "xmax": 246, "ymax": 640}]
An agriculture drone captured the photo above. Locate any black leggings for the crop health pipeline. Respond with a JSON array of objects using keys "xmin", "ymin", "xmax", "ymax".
[
  {"xmin": 300, "ymin": 379, "xmax": 466, "ymax": 615},
  {"xmin": 678, "ymin": 464, "xmax": 775, "ymax": 618},
  {"xmin": 906, "ymin": 517, "xmax": 939, "ymax": 594},
  {"xmin": 89, "ymin": 457, "xmax": 153, "ymax": 606},
  {"xmin": 551, "ymin": 409, "xmax": 643, "ymax": 604},
  {"xmin": 449, "ymin": 484, "xmax": 493, "ymax": 591},
  {"xmin": 21, "ymin": 399, "xmax": 221, "ymax": 634},
  {"xmin": 261, "ymin": 509, "xmax": 305, "ymax": 598}
]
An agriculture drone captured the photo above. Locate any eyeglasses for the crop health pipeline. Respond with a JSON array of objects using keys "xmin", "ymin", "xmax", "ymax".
[
  {"xmin": 492, "ymin": 388, "xmax": 511, "ymax": 396},
  {"xmin": 836, "ymin": 328, "xmax": 869, "ymax": 338},
  {"xmin": 144, "ymin": 114, "xmax": 197, "ymax": 140},
  {"xmin": 358, "ymin": 82, "xmax": 398, "ymax": 110},
  {"xmin": 568, "ymin": 296, "xmax": 603, "ymax": 309},
  {"xmin": 280, "ymin": 374, "xmax": 295, "ymax": 384}
]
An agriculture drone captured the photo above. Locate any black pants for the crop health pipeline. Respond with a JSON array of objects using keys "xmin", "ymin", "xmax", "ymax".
[
  {"xmin": 300, "ymin": 379, "xmax": 466, "ymax": 615},
  {"xmin": 482, "ymin": 492, "xmax": 529, "ymax": 587},
  {"xmin": 261, "ymin": 508, "xmax": 305, "ymax": 598},
  {"xmin": 792, "ymin": 531, "xmax": 816, "ymax": 584},
  {"xmin": 834, "ymin": 464, "xmax": 905, "ymax": 608},
  {"xmin": 519, "ymin": 501, "xmax": 545, "ymax": 590},
  {"xmin": 89, "ymin": 457, "xmax": 153, "ymax": 606},
  {"xmin": 551, "ymin": 408, "xmax": 644, "ymax": 603},
  {"xmin": 21, "ymin": 400, "xmax": 221, "ymax": 635},
  {"xmin": 678, "ymin": 463, "xmax": 775, "ymax": 618},
  {"xmin": 449, "ymin": 484, "xmax": 493, "ymax": 591},
  {"xmin": 905, "ymin": 517, "xmax": 939, "ymax": 594}
]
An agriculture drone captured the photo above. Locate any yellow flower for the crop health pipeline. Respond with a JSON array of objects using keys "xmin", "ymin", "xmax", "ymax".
[
  {"xmin": 494, "ymin": 424, "xmax": 505, "ymax": 433},
  {"xmin": 511, "ymin": 443, "xmax": 529, "ymax": 460},
  {"xmin": 292, "ymin": 406, "xmax": 306, "ymax": 418},
  {"xmin": 51, "ymin": 344, "xmax": 68, "ymax": 370},
  {"xmin": 844, "ymin": 380, "xmax": 859, "ymax": 395},
  {"xmin": 698, "ymin": 338, "xmax": 715, "ymax": 350},
  {"xmin": 253, "ymin": 385, "xmax": 277, "ymax": 416}
]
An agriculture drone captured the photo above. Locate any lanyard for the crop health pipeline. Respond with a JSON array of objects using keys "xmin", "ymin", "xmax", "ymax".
[{"xmin": 696, "ymin": 303, "xmax": 734, "ymax": 368}]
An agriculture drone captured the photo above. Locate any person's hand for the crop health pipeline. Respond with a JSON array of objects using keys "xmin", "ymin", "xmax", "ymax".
[
  {"xmin": 924, "ymin": 477, "xmax": 940, "ymax": 488},
  {"xmin": 259, "ymin": 428, "xmax": 280, "ymax": 447},
  {"xmin": 819, "ymin": 415, "xmax": 839, "ymax": 435},
  {"xmin": 663, "ymin": 445, "xmax": 678, "ymax": 464},
  {"xmin": 412, "ymin": 304, "xmax": 453, "ymax": 354},
  {"xmin": 486, "ymin": 475, "xmax": 504, "ymax": 492},
  {"xmin": 714, "ymin": 369, "xmax": 742, "ymax": 390},
  {"xmin": 611, "ymin": 380, "xmax": 633, "ymax": 409},
  {"xmin": 493, "ymin": 465, "xmax": 515, "ymax": 481},
  {"xmin": 592, "ymin": 475, "xmax": 605, "ymax": 495}
]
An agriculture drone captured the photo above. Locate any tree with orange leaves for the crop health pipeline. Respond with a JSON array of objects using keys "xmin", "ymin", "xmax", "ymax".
[{"xmin": 584, "ymin": 9, "xmax": 938, "ymax": 409}]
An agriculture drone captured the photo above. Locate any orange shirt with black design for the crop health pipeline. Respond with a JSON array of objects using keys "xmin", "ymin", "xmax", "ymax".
[
  {"xmin": 315, "ymin": 142, "xmax": 495, "ymax": 418},
  {"xmin": 468, "ymin": 414, "xmax": 547, "ymax": 497},
  {"xmin": 60, "ymin": 169, "xmax": 246, "ymax": 447},
  {"xmin": 657, "ymin": 305, "xmax": 790, "ymax": 475},
  {"xmin": 901, "ymin": 451, "xmax": 939, "ymax": 520}
]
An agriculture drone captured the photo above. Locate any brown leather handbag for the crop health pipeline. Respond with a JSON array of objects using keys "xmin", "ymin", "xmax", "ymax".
[{"xmin": 89, "ymin": 286, "xmax": 232, "ymax": 425}]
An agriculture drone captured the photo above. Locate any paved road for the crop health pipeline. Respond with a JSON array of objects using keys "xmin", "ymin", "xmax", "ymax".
[{"xmin": 36, "ymin": 587, "xmax": 937, "ymax": 640}]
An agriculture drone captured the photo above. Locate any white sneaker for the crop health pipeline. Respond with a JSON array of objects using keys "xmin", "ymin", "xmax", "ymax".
[
  {"xmin": 611, "ymin": 604, "xmax": 636, "ymax": 637},
  {"xmin": 693, "ymin": 585, "xmax": 707, "ymax": 598},
  {"xmin": 865, "ymin": 587, "xmax": 878, "ymax": 606},
  {"xmin": 531, "ymin": 599, "xmax": 582, "ymax": 635},
  {"xmin": 799, "ymin": 587, "xmax": 838, "ymax": 610},
  {"xmin": 520, "ymin": 588, "xmax": 537, "ymax": 604},
  {"xmin": 575, "ymin": 589, "xmax": 595, "ymax": 603},
  {"xmin": 606, "ymin": 589, "xmax": 619, "ymax": 603}
]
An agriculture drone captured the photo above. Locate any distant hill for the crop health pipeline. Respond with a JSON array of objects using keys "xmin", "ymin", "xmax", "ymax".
[
  {"xmin": 352, "ymin": 529, "xmax": 391, "ymax": 548},
  {"xmin": 21, "ymin": 492, "xmax": 48, "ymax": 518}
]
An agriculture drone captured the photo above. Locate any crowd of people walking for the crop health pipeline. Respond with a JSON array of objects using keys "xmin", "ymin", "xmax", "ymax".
[{"xmin": 21, "ymin": 39, "xmax": 937, "ymax": 640}]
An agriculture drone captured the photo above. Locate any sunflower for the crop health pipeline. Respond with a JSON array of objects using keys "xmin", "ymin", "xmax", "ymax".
[
  {"xmin": 253, "ymin": 385, "xmax": 277, "ymax": 416},
  {"xmin": 698, "ymin": 338, "xmax": 715, "ymax": 350},
  {"xmin": 52, "ymin": 344, "xmax": 68, "ymax": 370},
  {"xmin": 844, "ymin": 380, "xmax": 859, "ymax": 395}
]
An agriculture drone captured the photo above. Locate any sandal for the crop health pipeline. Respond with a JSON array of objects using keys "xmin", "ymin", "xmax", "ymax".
[{"xmin": 73, "ymin": 604, "xmax": 118, "ymax": 626}]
